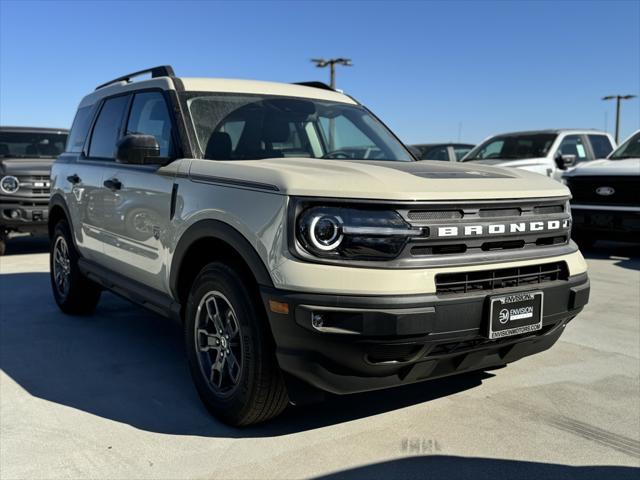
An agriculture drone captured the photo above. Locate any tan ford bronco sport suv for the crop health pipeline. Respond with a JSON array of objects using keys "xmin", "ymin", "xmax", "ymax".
[{"xmin": 49, "ymin": 66, "xmax": 590, "ymax": 426}]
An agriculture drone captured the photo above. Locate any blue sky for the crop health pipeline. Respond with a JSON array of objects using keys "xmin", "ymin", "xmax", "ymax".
[{"xmin": 1, "ymin": 0, "xmax": 638, "ymax": 144}]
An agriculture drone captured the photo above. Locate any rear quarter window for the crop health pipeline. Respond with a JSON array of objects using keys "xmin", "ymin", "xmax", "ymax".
[
  {"xmin": 66, "ymin": 106, "xmax": 94, "ymax": 153},
  {"xmin": 588, "ymin": 135, "xmax": 614, "ymax": 159}
]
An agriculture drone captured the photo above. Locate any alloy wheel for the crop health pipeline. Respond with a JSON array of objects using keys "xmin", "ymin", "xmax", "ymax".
[
  {"xmin": 194, "ymin": 291, "xmax": 244, "ymax": 395},
  {"xmin": 53, "ymin": 236, "xmax": 71, "ymax": 298}
]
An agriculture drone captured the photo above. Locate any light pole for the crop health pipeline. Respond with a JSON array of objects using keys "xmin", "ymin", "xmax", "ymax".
[
  {"xmin": 311, "ymin": 58, "xmax": 353, "ymax": 89},
  {"xmin": 602, "ymin": 94, "xmax": 637, "ymax": 143}
]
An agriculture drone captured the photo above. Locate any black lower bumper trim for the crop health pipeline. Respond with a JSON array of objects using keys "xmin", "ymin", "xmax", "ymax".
[
  {"xmin": 1, "ymin": 201, "xmax": 49, "ymax": 231},
  {"xmin": 261, "ymin": 273, "xmax": 589, "ymax": 396}
]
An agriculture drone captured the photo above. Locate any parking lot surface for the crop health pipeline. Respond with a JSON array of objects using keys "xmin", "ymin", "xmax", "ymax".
[{"xmin": 1, "ymin": 238, "xmax": 639, "ymax": 479}]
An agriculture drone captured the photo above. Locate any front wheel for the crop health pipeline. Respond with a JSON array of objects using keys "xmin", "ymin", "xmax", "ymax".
[
  {"xmin": 50, "ymin": 220, "xmax": 102, "ymax": 314},
  {"xmin": 184, "ymin": 262, "xmax": 288, "ymax": 426}
]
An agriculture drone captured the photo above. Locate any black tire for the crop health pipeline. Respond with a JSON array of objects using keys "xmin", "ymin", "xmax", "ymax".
[
  {"xmin": 185, "ymin": 262, "xmax": 288, "ymax": 426},
  {"xmin": 0, "ymin": 235, "xmax": 5, "ymax": 256},
  {"xmin": 50, "ymin": 219, "xmax": 102, "ymax": 314}
]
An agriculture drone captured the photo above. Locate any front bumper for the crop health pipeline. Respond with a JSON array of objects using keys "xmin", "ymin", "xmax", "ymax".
[
  {"xmin": 0, "ymin": 197, "xmax": 49, "ymax": 232},
  {"xmin": 261, "ymin": 273, "xmax": 589, "ymax": 395},
  {"xmin": 571, "ymin": 206, "xmax": 640, "ymax": 241}
]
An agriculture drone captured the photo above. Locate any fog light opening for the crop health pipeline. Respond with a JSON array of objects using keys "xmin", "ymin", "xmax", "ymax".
[{"xmin": 311, "ymin": 313, "xmax": 325, "ymax": 329}]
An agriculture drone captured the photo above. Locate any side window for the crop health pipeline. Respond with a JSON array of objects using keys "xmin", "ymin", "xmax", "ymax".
[
  {"xmin": 126, "ymin": 92, "xmax": 174, "ymax": 157},
  {"xmin": 88, "ymin": 95, "xmax": 129, "ymax": 159},
  {"xmin": 588, "ymin": 135, "xmax": 614, "ymax": 159},
  {"xmin": 558, "ymin": 135, "xmax": 588, "ymax": 162},
  {"xmin": 66, "ymin": 106, "xmax": 94, "ymax": 153}
]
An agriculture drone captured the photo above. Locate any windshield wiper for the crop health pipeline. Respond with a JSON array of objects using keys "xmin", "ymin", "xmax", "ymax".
[{"xmin": 610, "ymin": 155, "xmax": 639, "ymax": 159}]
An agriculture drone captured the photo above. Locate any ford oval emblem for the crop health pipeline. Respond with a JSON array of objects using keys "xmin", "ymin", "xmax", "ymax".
[{"xmin": 596, "ymin": 186, "xmax": 615, "ymax": 196}]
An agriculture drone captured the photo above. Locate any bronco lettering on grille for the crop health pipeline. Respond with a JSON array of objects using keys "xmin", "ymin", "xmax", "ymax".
[{"xmin": 436, "ymin": 219, "xmax": 570, "ymax": 238}]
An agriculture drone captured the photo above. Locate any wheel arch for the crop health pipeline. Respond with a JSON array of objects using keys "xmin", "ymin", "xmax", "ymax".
[
  {"xmin": 48, "ymin": 194, "xmax": 73, "ymax": 240},
  {"xmin": 170, "ymin": 219, "xmax": 274, "ymax": 307}
]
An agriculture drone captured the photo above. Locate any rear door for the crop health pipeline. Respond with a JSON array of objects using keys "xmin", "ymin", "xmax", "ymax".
[
  {"xmin": 70, "ymin": 94, "xmax": 130, "ymax": 263},
  {"xmin": 100, "ymin": 90, "xmax": 177, "ymax": 291}
]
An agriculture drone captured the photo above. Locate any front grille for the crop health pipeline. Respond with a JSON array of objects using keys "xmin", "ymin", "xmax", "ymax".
[
  {"xmin": 435, "ymin": 261, "xmax": 569, "ymax": 295},
  {"xmin": 534, "ymin": 205, "xmax": 564, "ymax": 215},
  {"xmin": 408, "ymin": 210, "xmax": 463, "ymax": 221},
  {"xmin": 478, "ymin": 207, "xmax": 521, "ymax": 218},
  {"xmin": 566, "ymin": 176, "xmax": 639, "ymax": 206},
  {"xmin": 401, "ymin": 197, "xmax": 572, "ymax": 258},
  {"xmin": 407, "ymin": 200, "xmax": 565, "ymax": 222},
  {"xmin": 14, "ymin": 175, "xmax": 51, "ymax": 197}
]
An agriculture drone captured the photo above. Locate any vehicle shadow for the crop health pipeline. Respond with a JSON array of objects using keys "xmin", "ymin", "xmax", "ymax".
[
  {"xmin": 0, "ymin": 272, "xmax": 490, "ymax": 439},
  {"xmin": 579, "ymin": 240, "xmax": 640, "ymax": 271},
  {"xmin": 312, "ymin": 456, "xmax": 639, "ymax": 480},
  {"xmin": 2, "ymin": 234, "xmax": 50, "ymax": 256}
]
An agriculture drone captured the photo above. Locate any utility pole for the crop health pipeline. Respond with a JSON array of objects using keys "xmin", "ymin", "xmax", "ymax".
[
  {"xmin": 311, "ymin": 58, "xmax": 353, "ymax": 89},
  {"xmin": 310, "ymin": 58, "xmax": 353, "ymax": 149},
  {"xmin": 602, "ymin": 94, "xmax": 637, "ymax": 143}
]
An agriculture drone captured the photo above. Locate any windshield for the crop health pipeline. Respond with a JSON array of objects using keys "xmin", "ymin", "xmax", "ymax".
[
  {"xmin": 463, "ymin": 133, "xmax": 557, "ymax": 161},
  {"xmin": 0, "ymin": 131, "xmax": 68, "ymax": 158},
  {"xmin": 184, "ymin": 94, "xmax": 413, "ymax": 162},
  {"xmin": 609, "ymin": 131, "xmax": 640, "ymax": 159}
]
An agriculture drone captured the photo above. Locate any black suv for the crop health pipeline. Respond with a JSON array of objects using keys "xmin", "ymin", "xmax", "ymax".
[{"xmin": 0, "ymin": 127, "xmax": 68, "ymax": 254}]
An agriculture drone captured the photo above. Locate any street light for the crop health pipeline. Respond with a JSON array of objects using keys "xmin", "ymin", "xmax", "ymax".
[
  {"xmin": 602, "ymin": 94, "xmax": 637, "ymax": 143},
  {"xmin": 311, "ymin": 58, "xmax": 353, "ymax": 89}
]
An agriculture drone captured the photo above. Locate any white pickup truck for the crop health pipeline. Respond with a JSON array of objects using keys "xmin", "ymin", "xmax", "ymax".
[{"xmin": 462, "ymin": 129, "xmax": 616, "ymax": 181}]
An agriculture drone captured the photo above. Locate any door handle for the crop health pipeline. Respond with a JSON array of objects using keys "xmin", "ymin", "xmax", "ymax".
[
  {"xmin": 67, "ymin": 174, "xmax": 81, "ymax": 184},
  {"xmin": 103, "ymin": 178, "xmax": 122, "ymax": 191}
]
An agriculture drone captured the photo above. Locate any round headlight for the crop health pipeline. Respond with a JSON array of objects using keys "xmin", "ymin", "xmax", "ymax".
[
  {"xmin": 0, "ymin": 176, "xmax": 19, "ymax": 194},
  {"xmin": 309, "ymin": 215, "xmax": 343, "ymax": 251}
]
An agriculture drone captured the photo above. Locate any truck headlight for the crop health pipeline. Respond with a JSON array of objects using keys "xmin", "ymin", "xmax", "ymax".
[
  {"xmin": 296, "ymin": 206, "xmax": 422, "ymax": 260},
  {"xmin": 0, "ymin": 176, "xmax": 19, "ymax": 194}
]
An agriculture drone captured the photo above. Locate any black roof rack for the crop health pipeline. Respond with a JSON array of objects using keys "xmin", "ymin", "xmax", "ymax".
[
  {"xmin": 95, "ymin": 65, "xmax": 175, "ymax": 90},
  {"xmin": 293, "ymin": 81, "xmax": 335, "ymax": 92}
]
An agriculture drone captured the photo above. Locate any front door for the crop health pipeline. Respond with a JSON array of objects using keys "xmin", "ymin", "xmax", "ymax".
[{"xmin": 99, "ymin": 91, "xmax": 178, "ymax": 291}]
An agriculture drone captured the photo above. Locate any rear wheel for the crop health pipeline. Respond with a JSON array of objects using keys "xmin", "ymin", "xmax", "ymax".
[
  {"xmin": 50, "ymin": 220, "xmax": 102, "ymax": 314},
  {"xmin": 184, "ymin": 262, "xmax": 288, "ymax": 426}
]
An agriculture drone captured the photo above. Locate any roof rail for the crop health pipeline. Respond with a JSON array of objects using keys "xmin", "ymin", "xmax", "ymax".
[
  {"xmin": 95, "ymin": 65, "xmax": 175, "ymax": 90},
  {"xmin": 293, "ymin": 81, "xmax": 335, "ymax": 92}
]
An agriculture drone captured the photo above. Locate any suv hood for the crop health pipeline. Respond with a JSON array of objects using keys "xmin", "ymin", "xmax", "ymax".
[
  {"xmin": 0, "ymin": 157, "xmax": 55, "ymax": 176},
  {"xmin": 564, "ymin": 158, "xmax": 640, "ymax": 177},
  {"xmin": 188, "ymin": 157, "xmax": 569, "ymax": 201}
]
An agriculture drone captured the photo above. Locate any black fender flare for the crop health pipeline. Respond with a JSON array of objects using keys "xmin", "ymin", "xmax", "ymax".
[{"xmin": 169, "ymin": 219, "xmax": 275, "ymax": 300}]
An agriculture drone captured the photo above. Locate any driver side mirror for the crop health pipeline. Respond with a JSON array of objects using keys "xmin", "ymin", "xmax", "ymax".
[
  {"xmin": 116, "ymin": 134, "xmax": 161, "ymax": 165},
  {"xmin": 555, "ymin": 153, "xmax": 576, "ymax": 170}
]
